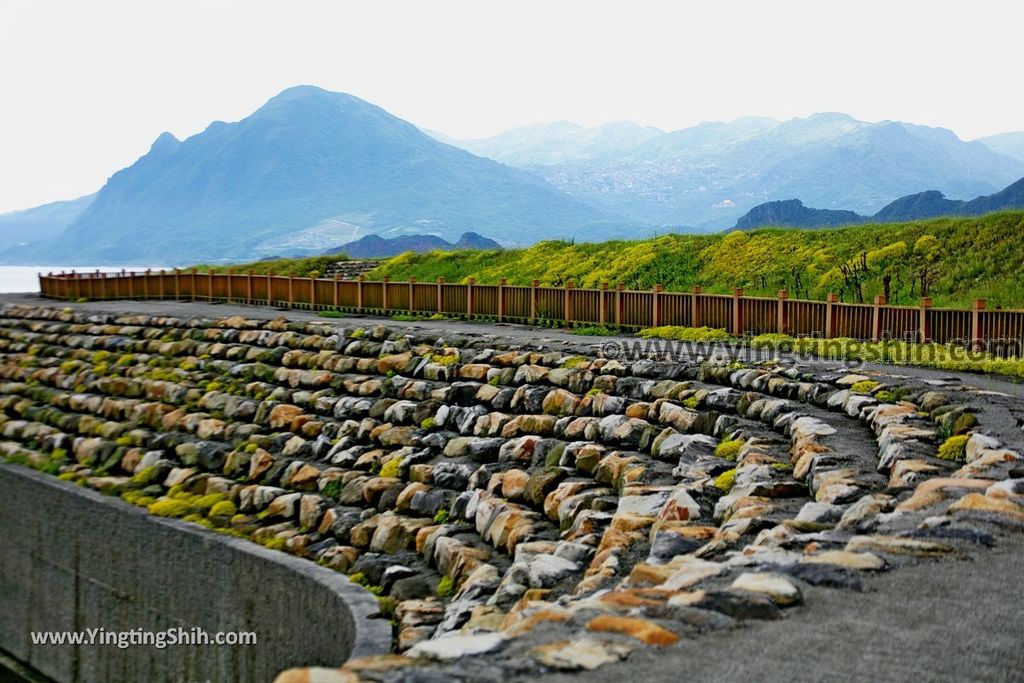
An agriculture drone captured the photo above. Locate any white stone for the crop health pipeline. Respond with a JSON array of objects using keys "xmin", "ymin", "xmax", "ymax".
[
  {"xmin": 407, "ymin": 633, "xmax": 506, "ymax": 661},
  {"xmin": 731, "ymin": 572, "xmax": 802, "ymax": 605}
]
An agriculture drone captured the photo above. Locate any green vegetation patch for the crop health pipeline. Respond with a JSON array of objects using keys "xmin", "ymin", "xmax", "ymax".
[
  {"xmin": 937, "ymin": 434, "xmax": 969, "ymax": 461},
  {"xmin": 639, "ymin": 326, "xmax": 734, "ymax": 342}
]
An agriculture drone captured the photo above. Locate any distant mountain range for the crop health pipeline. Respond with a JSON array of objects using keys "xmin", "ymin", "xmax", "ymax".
[
  {"xmin": 1, "ymin": 87, "xmax": 623, "ymax": 265},
  {"xmin": 441, "ymin": 115, "xmax": 1024, "ymax": 230},
  {"xmin": 0, "ymin": 193, "xmax": 95, "ymax": 250},
  {"xmin": 734, "ymin": 176, "xmax": 1024, "ymax": 230},
  {"xmin": 326, "ymin": 231, "xmax": 500, "ymax": 258},
  {"xmin": 2, "ymin": 85, "xmax": 1024, "ymax": 265}
]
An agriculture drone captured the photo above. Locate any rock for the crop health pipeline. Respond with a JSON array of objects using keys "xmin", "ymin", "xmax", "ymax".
[
  {"xmin": 846, "ymin": 535, "xmax": 955, "ymax": 557},
  {"xmin": 527, "ymin": 554, "xmax": 578, "ymax": 588},
  {"xmin": 268, "ymin": 403, "xmax": 304, "ymax": 429},
  {"xmin": 585, "ymin": 615, "xmax": 679, "ymax": 646},
  {"xmin": 801, "ymin": 550, "xmax": 885, "ymax": 570},
  {"xmin": 272, "ymin": 667, "xmax": 358, "ymax": 683},
  {"xmin": 731, "ymin": 572, "xmax": 802, "ymax": 606},
  {"xmin": 530, "ymin": 639, "xmax": 633, "ymax": 671},
  {"xmin": 406, "ymin": 633, "xmax": 506, "ymax": 661},
  {"xmin": 949, "ymin": 492, "xmax": 1024, "ymax": 521}
]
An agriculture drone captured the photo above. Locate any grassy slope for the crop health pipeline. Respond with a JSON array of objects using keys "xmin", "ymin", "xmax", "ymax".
[
  {"xmin": 364, "ymin": 211, "xmax": 1024, "ymax": 308},
  {"xmin": 191, "ymin": 255, "xmax": 348, "ymax": 278}
]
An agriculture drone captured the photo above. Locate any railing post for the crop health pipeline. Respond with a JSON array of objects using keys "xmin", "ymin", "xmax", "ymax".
[
  {"xmin": 691, "ymin": 286, "xmax": 702, "ymax": 328},
  {"xmin": 615, "ymin": 283, "xmax": 623, "ymax": 327},
  {"xmin": 871, "ymin": 295, "xmax": 887, "ymax": 342},
  {"xmin": 333, "ymin": 273, "xmax": 340, "ymax": 309},
  {"xmin": 498, "ymin": 278, "xmax": 507, "ymax": 322},
  {"xmin": 382, "ymin": 275, "xmax": 390, "ymax": 312},
  {"xmin": 732, "ymin": 287, "xmax": 744, "ymax": 336},
  {"xmin": 190, "ymin": 268, "xmax": 197, "ymax": 302},
  {"xmin": 599, "ymin": 282, "xmax": 608, "ymax": 325},
  {"xmin": 652, "ymin": 284, "xmax": 663, "ymax": 327},
  {"xmin": 408, "ymin": 276, "xmax": 416, "ymax": 313},
  {"xmin": 174, "ymin": 268, "xmax": 180, "ymax": 300},
  {"xmin": 918, "ymin": 297, "xmax": 933, "ymax": 343},
  {"xmin": 435, "ymin": 277, "xmax": 444, "ymax": 315},
  {"xmin": 287, "ymin": 274, "xmax": 294, "ymax": 308},
  {"xmin": 247, "ymin": 271, "xmax": 254, "ymax": 304},
  {"xmin": 158, "ymin": 269, "xmax": 165, "ymax": 299},
  {"xmin": 564, "ymin": 280, "xmax": 574, "ymax": 325},
  {"xmin": 226, "ymin": 269, "xmax": 234, "ymax": 302},
  {"xmin": 143, "ymin": 269, "xmax": 151, "ymax": 299},
  {"xmin": 125, "ymin": 269, "xmax": 133, "ymax": 300},
  {"xmin": 777, "ymin": 289, "xmax": 789, "ymax": 334},
  {"xmin": 971, "ymin": 299, "xmax": 986, "ymax": 352},
  {"xmin": 530, "ymin": 279, "xmax": 539, "ymax": 324},
  {"xmin": 824, "ymin": 293, "xmax": 837, "ymax": 338},
  {"xmin": 466, "ymin": 277, "xmax": 475, "ymax": 318}
]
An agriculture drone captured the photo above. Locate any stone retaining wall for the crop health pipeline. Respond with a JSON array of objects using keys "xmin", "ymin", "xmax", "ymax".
[{"xmin": 0, "ymin": 462, "xmax": 389, "ymax": 683}]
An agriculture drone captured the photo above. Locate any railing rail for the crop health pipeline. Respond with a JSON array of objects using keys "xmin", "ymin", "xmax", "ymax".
[{"xmin": 36, "ymin": 269, "xmax": 1023, "ymax": 355}]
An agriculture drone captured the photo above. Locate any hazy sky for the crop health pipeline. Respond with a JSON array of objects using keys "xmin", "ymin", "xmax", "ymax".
[{"xmin": 1, "ymin": 0, "xmax": 1021, "ymax": 213}]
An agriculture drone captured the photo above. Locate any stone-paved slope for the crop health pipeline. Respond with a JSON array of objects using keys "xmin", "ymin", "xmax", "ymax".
[{"xmin": 0, "ymin": 303, "xmax": 1022, "ymax": 682}]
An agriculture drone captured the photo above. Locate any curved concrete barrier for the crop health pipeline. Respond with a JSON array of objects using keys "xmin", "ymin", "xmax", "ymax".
[{"xmin": 0, "ymin": 463, "xmax": 391, "ymax": 683}]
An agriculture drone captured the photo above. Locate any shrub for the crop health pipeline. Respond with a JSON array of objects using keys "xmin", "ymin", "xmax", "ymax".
[
  {"xmin": 639, "ymin": 326, "xmax": 733, "ymax": 342},
  {"xmin": 713, "ymin": 468, "xmax": 736, "ymax": 493},
  {"xmin": 937, "ymin": 434, "xmax": 969, "ymax": 461},
  {"xmin": 874, "ymin": 390, "xmax": 896, "ymax": 403},
  {"xmin": 714, "ymin": 439, "xmax": 743, "ymax": 461},
  {"xmin": 194, "ymin": 492, "xmax": 228, "ymax": 512},
  {"xmin": 260, "ymin": 537, "xmax": 287, "ymax": 551},
  {"xmin": 130, "ymin": 466, "xmax": 159, "ymax": 486}
]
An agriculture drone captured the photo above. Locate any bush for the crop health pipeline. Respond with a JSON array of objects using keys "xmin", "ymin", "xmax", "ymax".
[
  {"xmin": 639, "ymin": 326, "xmax": 733, "ymax": 342},
  {"xmin": 937, "ymin": 434, "xmax": 969, "ymax": 461}
]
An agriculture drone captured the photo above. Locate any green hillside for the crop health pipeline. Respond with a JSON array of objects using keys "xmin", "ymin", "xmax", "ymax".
[{"xmin": 365, "ymin": 211, "xmax": 1024, "ymax": 308}]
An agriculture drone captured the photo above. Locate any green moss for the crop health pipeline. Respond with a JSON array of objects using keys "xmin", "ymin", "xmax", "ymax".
[
  {"xmin": 317, "ymin": 310, "xmax": 345, "ymax": 319},
  {"xmin": 320, "ymin": 480, "xmax": 342, "ymax": 498},
  {"xmin": 713, "ymin": 468, "xmax": 737, "ymax": 493},
  {"xmin": 430, "ymin": 353, "xmax": 458, "ymax": 366},
  {"xmin": 244, "ymin": 442, "xmax": 258, "ymax": 454},
  {"xmin": 350, "ymin": 328, "xmax": 366, "ymax": 339},
  {"xmin": 209, "ymin": 500, "xmax": 237, "ymax": 517},
  {"xmin": 436, "ymin": 575, "xmax": 454, "ymax": 598},
  {"xmin": 420, "ymin": 416, "xmax": 436, "ymax": 430},
  {"xmin": 562, "ymin": 355, "xmax": 588, "ymax": 368},
  {"xmin": 433, "ymin": 509, "xmax": 450, "ymax": 524},
  {"xmin": 148, "ymin": 498, "xmax": 193, "ymax": 518},
  {"xmin": 570, "ymin": 325, "xmax": 617, "ymax": 336},
  {"xmin": 937, "ymin": 434, "xmax": 969, "ymax": 461},
  {"xmin": 115, "ymin": 435, "xmax": 133, "ymax": 447},
  {"xmin": 260, "ymin": 537, "xmax": 287, "ymax": 551},
  {"xmin": 130, "ymin": 466, "xmax": 159, "ymax": 486},
  {"xmin": 750, "ymin": 333, "xmax": 796, "ymax": 351},
  {"xmin": 120, "ymin": 490, "xmax": 155, "ymax": 507},
  {"xmin": 682, "ymin": 396, "xmax": 699, "ymax": 408},
  {"xmin": 714, "ymin": 439, "xmax": 743, "ymax": 461},
  {"xmin": 874, "ymin": 390, "xmax": 897, "ymax": 403},
  {"xmin": 850, "ymin": 380, "xmax": 880, "ymax": 394},
  {"xmin": 639, "ymin": 326, "xmax": 733, "ymax": 342},
  {"xmin": 378, "ymin": 457, "xmax": 402, "ymax": 479},
  {"xmin": 194, "ymin": 492, "xmax": 228, "ymax": 512}
]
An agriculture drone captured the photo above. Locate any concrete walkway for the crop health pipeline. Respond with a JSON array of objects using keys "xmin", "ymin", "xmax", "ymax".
[{"xmin": 540, "ymin": 532, "xmax": 1024, "ymax": 683}]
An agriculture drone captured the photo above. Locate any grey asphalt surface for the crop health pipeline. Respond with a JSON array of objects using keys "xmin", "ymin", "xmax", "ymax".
[
  {"xmin": 4, "ymin": 292, "xmax": 1024, "ymax": 681},
  {"xmin": 540, "ymin": 532, "xmax": 1024, "ymax": 683}
]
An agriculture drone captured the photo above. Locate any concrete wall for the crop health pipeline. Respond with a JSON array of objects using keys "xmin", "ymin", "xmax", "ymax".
[{"xmin": 0, "ymin": 463, "xmax": 391, "ymax": 683}]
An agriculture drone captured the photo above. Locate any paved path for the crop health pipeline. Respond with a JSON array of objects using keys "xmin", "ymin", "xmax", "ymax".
[{"xmin": 538, "ymin": 532, "xmax": 1024, "ymax": 683}]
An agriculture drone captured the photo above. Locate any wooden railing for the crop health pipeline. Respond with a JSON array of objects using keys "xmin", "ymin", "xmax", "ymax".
[{"xmin": 36, "ymin": 269, "xmax": 1024, "ymax": 354}]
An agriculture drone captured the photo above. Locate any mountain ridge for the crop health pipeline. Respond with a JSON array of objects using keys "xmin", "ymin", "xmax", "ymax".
[{"xmin": 734, "ymin": 176, "xmax": 1024, "ymax": 230}]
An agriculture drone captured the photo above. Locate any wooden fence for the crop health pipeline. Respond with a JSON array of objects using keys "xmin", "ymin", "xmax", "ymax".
[{"xmin": 36, "ymin": 269, "xmax": 1024, "ymax": 354}]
